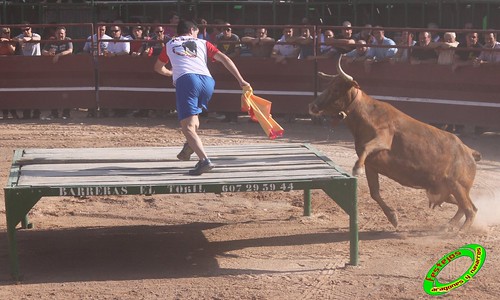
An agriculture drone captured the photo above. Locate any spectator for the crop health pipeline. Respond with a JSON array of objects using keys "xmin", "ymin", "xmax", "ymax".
[
  {"xmin": 214, "ymin": 23, "xmax": 242, "ymax": 122},
  {"xmin": 427, "ymin": 22, "xmax": 442, "ymax": 43},
  {"xmin": 104, "ymin": 25, "xmax": 130, "ymax": 117},
  {"xmin": 13, "ymin": 23, "xmax": 41, "ymax": 56},
  {"xmin": 410, "ymin": 31, "xmax": 438, "ymax": 65},
  {"xmin": 328, "ymin": 20, "xmax": 357, "ymax": 54},
  {"xmin": 432, "ymin": 32, "xmax": 459, "ymax": 65},
  {"xmin": 297, "ymin": 27, "xmax": 314, "ymax": 59},
  {"xmin": 240, "ymin": 27, "xmax": 275, "ymax": 58},
  {"xmin": 474, "ymin": 31, "xmax": 500, "ymax": 66},
  {"xmin": 390, "ymin": 30, "xmax": 415, "ymax": 63},
  {"xmin": 197, "ymin": 18, "xmax": 210, "ymax": 41},
  {"xmin": 104, "ymin": 25, "xmax": 130, "ymax": 57},
  {"xmin": 457, "ymin": 22, "xmax": 474, "ymax": 45},
  {"xmin": 271, "ymin": 26, "xmax": 299, "ymax": 64},
  {"xmin": 42, "ymin": 26, "xmax": 73, "ymax": 63},
  {"xmin": 353, "ymin": 23, "xmax": 376, "ymax": 44},
  {"xmin": 128, "ymin": 24, "xmax": 147, "ymax": 57},
  {"xmin": 319, "ymin": 29, "xmax": 335, "ymax": 55},
  {"xmin": 215, "ymin": 23, "xmax": 241, "ymax": 58},
  {"xmin": 365, "ymin": 26, "xmax": 397, "ymax": 61},
  {"xmin": 0, "ymin": 26, "xmax": 16, "ymax": 56},
  {"xmin": 208, "ymin": 19, "xmax": 225, "ymax": 42},
  {"xmin": 42, "ymin": 26, "xmax": 74, "ymax": 119},
  {"xmin": 344, "ymin": 40, "xmax": 369, "ymax": 63},
  {"xmin": 452, "ymin": 32, "xmax": 482, "ymax": 71},
  {"xmin": 164, "ymin": 11, "xmax": 180, "ymax": 39},
  {"xmin": 1, "ymin": 26, "xmax": 19, "ymax": 119},
  {"xmin": 144, "ymin": 25, "xmax": 168, "ymax": 56},
  {"xmin": 13, "ymin": 22, "xmax": 41, "ymax": 119},
  {"xmin": 239, "ymin": 28, "xmax": 255, "ymax": 57},
  {"xmin": 82, "ymin": 23, "xmax": 111, "ymax": 55}
]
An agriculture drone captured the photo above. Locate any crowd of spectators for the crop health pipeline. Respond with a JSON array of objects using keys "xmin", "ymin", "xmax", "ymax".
[{"xmin": 1, "ymin": 15, "xmax": 500, "ymax": 121}]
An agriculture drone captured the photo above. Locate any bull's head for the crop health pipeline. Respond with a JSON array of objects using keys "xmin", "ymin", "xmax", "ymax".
[{"xmin": 309, "ymin": 55, "xmax": 360, "ymax": 121}]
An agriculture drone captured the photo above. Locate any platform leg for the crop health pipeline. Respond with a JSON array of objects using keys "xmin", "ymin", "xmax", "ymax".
[
  {"xmin": 303, "ymin": 189, "xmax": 311, "ymax": 216},
  {"xmin": 7, "ymin": 223, "xmax": 21, "ymax": 281},
  {"xmin": 21, "ymin": 214, "xmax": 32, "ymax": 229},
  {"xmin": 349, "ymin": 187, "xmax": 359, "ymax": 266}
]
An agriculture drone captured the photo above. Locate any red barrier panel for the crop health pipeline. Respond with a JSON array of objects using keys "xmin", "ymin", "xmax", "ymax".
[
  {"xmin": 208, "ymin": 57, "xmax": 316, "ymax": 113},
  {"xmin": 96, "ymin": 56, "xmax": 316, "ymax": 114},
  {"xmin": 317, "ymin": 60, "xmax": 500, "ymax": 128},
  {"xmin": 96, "ymin": 55, "xmax": 175, "ymax": 110},
  {"xmin": 0, "ymin": 55, "xmax": 95, "ymax": 110}
]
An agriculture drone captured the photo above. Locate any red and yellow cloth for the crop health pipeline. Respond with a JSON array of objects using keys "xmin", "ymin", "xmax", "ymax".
[{"xmin": 241, "ymin": 86, "xmax": 284, "ymax": 139}]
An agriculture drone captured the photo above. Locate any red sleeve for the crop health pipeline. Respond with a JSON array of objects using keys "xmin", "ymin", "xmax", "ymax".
[
  {"xmin": 206, "ymin": 41, "xmax": 219, "ymax": 62},
  {"xmin": 158, "ymin": 46, "xmax": 169, "ymax": 64}
]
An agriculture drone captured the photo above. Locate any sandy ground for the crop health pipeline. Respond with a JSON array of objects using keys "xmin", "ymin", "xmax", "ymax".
[{"xmin": 1, "ymin": 111, "xmax": 500, "ymax": 299}]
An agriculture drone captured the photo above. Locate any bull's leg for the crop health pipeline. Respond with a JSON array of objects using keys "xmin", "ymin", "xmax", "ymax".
[
  {"xmin": 353, "ymin": 135, "xmax": 392, "ymax": 176},
  {"xmin": 450, "ymin": 185, "xmax": 477, "ymax": 231},
  {"xmin": 365, "ymin": 167, "xmax": 398, "ymax": 228}
]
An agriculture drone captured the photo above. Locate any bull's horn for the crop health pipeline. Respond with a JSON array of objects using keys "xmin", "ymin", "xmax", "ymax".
[
  {"xmin": 337, "ymin": 55, "xmax": 354, "ymax": 82},
  {"xmin": 317, "ymin": 71, "xmax": 338, "ymax": 79}
]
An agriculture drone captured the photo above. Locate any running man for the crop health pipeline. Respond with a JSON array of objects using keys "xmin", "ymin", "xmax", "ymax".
[{"xmin": 154, "ymin": 19, "xmax": 251, "ymax": 175}]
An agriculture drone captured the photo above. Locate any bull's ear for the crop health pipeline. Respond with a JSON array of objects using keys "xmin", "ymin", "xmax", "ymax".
[{"xmin": 317, "ymin": 72, "xmax": 338, "ymax": 80}]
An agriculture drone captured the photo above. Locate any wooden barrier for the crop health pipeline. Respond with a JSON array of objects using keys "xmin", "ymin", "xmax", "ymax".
[
  {"xmin": 96, "ymin": 55, "xmax": 176, "ymax": 110},
  {"xmin": 96, "ymin": 56, "xmax": 316, "ymax": 113},
  {"xmin": 0, "ymin": 55, "xmax": 95, "ymax": 110},
  {"xmin": 1, "ymin": 55, "xmax": 500, "ymax": 129},
  {"xmin": 317, "ymin": 60, "xmax": 500, "ymax": 129}
]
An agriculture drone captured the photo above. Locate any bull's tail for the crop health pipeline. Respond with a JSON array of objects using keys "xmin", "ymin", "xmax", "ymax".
[{"xmin": 472, "ymin": 149, "xmax": 482, "ymax": 162}]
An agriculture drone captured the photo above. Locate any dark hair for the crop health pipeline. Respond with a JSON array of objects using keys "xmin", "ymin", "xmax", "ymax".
[{"xmin": 177, "ymin": 19, "xmax": 198, "ymax": 35}]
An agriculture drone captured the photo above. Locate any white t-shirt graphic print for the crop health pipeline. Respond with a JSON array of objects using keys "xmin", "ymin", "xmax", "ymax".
[{"xmin": 159, "ymin": 36, "xmax": 219, "ymax": 84}]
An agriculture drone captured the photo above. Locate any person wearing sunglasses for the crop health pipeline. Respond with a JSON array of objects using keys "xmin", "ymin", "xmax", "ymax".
[
  {"xmin": 13, "ymin": 22, "xmax": 41, "ymax": 56},
  {"xmin": 144, "ymin": 25, "xmax": 168, "ymax": 56},
  {"xmin": 13, "ymin": 22, "xmax": 41, "ymax": 119},
  {"xmin": 154, "ymin": 19, "xmax": 251, "ymax": 175},
  {"xmin": 104, "ymin": 25, "xmax": 130, "ymax": 57},
  {"xmin": 214, "ymin": 23, "xmax": 241, "ymax": 58}
]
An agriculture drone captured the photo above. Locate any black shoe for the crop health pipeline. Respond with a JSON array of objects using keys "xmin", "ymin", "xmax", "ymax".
[
  {"xmin": 188, "ymin": 159, "xmax": 214, "ymax": 175},
  {"xmin": 177, "ymin": 142, "xmax": 194, "ymax": 161}
]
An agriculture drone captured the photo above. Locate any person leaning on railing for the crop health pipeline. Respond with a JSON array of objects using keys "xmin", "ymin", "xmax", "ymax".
[
  {"xmin": 474, "ymin": 31, "xmax": 500, "ymax": 66},
  {"xmin": 13, "ymin": 22, "xmax": 42, "ymax": 119},
  {"xmin": 1, "ymin": 26, "xmax": 19, "ymax": 120},
  {"xmin": 42, "ymin": 26, "xmax": 74, "ymax": 120},
  {"xmin": 240, "ymin": 27, "xmax": 275, "ymax": 58},
  {"xmin": 82, "ymin": 23, "xmax": 111, "ymax": 55}
]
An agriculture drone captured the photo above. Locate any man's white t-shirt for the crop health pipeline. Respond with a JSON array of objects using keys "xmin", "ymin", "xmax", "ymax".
[{"xmin": 159, "ymin": 36, "xmax": 219, "ymax": 84}]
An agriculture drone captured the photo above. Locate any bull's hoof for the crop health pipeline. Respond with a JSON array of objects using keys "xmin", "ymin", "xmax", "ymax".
[
  {"xmin": 387, "ymin": 212, "xmax": 398, "ymax": 228},
  {"xmin": 352, "ymin": 166, "xmax": 364, "ymax": 176}
]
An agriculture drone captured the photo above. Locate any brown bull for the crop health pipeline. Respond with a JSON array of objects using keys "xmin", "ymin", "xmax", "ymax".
[{"xmin": 309, "ymin": 56, "xmax": 481, "ymax": 231}]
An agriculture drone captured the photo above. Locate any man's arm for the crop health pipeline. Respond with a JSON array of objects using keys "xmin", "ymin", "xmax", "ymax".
[
  {"xmin": 213, "ymin": 51, "xmax": 250, "ymax": 87},
  {"xmin": 153, "ymin": 59, "xmax": 173, "ymax": 77}
]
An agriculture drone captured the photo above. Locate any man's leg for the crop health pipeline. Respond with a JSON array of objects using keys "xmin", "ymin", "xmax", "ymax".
[
  {"xmin": 180, "ymin": 115, "xmax": 214, "ymax": 175},
  {"xmin": 180, "ymin": 115, "xmax": 207, "ymax": 161}
]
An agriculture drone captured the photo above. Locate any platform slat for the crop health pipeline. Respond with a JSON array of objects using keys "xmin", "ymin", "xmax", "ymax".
[{"xmin": 11, "ymin": 144, "xmax": 350, "ymax": 188}]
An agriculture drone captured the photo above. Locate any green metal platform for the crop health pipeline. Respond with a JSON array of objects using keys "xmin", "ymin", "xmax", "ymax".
[{"xmin": 4, "ymin": 143, "xmax": 358, "ymax": 280}]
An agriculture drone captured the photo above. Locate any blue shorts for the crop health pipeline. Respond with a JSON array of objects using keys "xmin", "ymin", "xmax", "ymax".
[{"xmin": 175, "ymin": 73, "xmax": 215, "ymax": 121}]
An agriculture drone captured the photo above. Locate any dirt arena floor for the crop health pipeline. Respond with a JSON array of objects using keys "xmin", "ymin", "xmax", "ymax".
[{"xmin": 1, "ymin": 111, "xmax": 499, "ymax": 299}]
